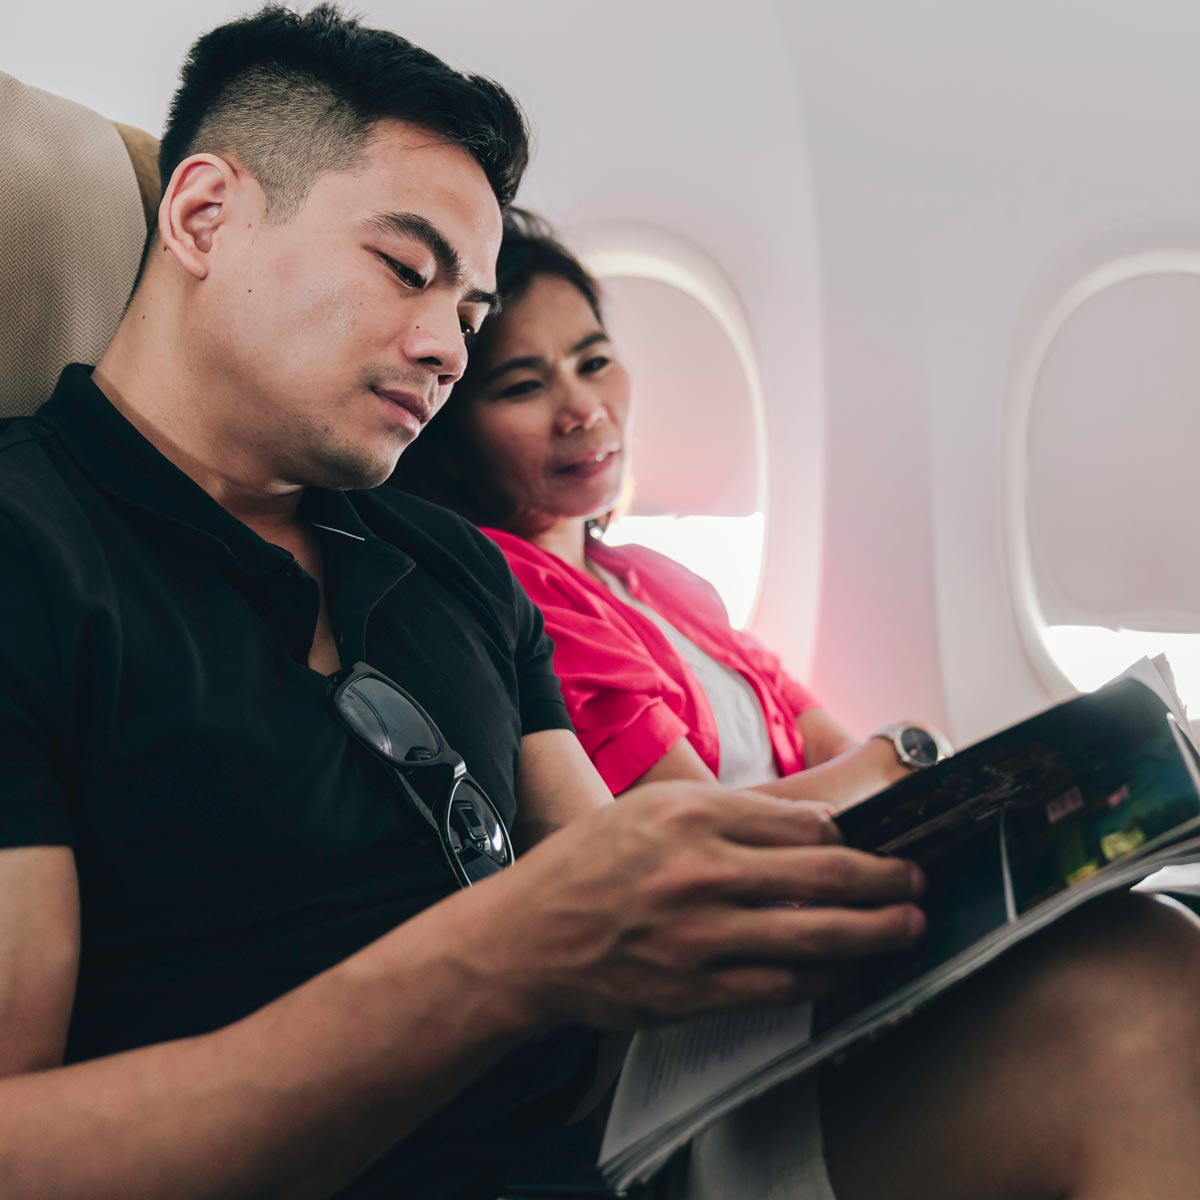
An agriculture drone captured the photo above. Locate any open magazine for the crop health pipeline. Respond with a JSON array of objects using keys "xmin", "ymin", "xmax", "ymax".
[{"xmin": 598, "ymin": 658, "xmax": 1200, "ymax": 1188}]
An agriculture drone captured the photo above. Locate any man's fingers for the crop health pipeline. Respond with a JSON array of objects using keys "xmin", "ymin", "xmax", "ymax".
[
  {"xmin": 721, "ymin": 844, "xmax": 924, "ymax": 907},
  {"xmin": 711, "ymin": 902, "xmax": 925, "ymax": 963},
  {"xmin": 708, "ymin": 791, "xmax": 843, "ymax": 848}
]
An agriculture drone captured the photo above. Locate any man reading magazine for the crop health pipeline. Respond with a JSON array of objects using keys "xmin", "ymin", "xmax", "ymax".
[{"xmin": 2, "ymin": 6, "xmax": 1200, "ymax": 1199}]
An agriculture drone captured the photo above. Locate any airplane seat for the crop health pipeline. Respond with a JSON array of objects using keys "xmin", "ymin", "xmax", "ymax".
[{"xmin": 0, "ymin": 71, "xmax": 158, "ymax": 421}]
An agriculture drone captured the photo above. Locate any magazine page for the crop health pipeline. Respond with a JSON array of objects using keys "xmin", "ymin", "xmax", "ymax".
[
  {"xmin": 1042, "ymin": 656, "xmax": 1200, "ymax": 898},
  {"xmin": 816, "ymin": 677, "xmax": 1200, "ymax": 1034},
  {"xmin": 598, "ymin": 1004, "xmax": 812, "ymax": 1180},
  {"xmin": 1115, "ymin": 656, "xmax": 1192, "ymax": 742},
  {"xmin": 1138, "ymin": 710, "xmax": 1200, "ymax": 896},
  {"xmin": 1138, "ymin": 866, "xmax": 1200, "ymax": 896}
]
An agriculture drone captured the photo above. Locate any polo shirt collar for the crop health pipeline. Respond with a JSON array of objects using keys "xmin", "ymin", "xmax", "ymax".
[{"xmin": 36, "ymin": 365, "xmax": 407, "ymax": 581}]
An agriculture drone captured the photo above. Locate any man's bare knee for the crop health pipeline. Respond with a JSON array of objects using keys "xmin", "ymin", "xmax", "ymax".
[
  {"xmin": 821, "ymin": 892, "xmax": 1200, "ymax": 1200},
  {"xmin": 1010, "ymin": 893, "xmax": 1200, "ymax": 1061}
]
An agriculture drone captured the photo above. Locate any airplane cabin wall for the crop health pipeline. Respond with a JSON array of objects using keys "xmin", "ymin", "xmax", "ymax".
[{"xmin": 778, "ymin": 1, "xmax": 1200, "ymax": 743}]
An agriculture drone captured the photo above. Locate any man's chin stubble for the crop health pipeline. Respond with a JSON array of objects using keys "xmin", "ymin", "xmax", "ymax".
[{"xmin": 304, "ymin": 444, "xmax": 399, "ymax": 492}]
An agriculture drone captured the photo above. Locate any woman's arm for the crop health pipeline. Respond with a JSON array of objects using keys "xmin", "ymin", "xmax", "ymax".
[
  {"xmin": 795, "ymin": 708, "xmax": 858, "ymax": 766},
  {"xmin": 623, "ymin": 727, "xmax": 910, "ymax": 811}
]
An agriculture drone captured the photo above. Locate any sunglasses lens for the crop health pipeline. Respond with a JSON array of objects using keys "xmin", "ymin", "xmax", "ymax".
[
  {"xmin": 444, "ymin": 779, "xmax": 511, "ymax": 883},
  {"xmin": 337, "ymin": 676, "xmax": 440, "ymax": 765},
  {"xmin": 332, "ymin": 668, "xmax": 512, "ymax": 890}
]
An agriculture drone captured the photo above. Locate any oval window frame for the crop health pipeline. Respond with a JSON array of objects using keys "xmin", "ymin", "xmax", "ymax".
[
  {"xmin": 565, "ymin": 220, "xmax": 772, "ymax": 625},
  {"xmin": 1006, "ymin": 242, "xmax": 1200, "ymax": 700}
]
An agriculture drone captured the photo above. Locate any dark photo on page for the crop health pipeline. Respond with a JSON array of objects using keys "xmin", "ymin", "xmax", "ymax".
[
  {"xmin": 1001, "ymin": 715, "xmax": 1200, "ymax": 914},
  {"xmin": 811, "ymin": 804, "xmax": 1008, "ymax": 1037},
  {"xmin": 820, "ymin": 680, "xmax": 1200, "ymax": 1039}
]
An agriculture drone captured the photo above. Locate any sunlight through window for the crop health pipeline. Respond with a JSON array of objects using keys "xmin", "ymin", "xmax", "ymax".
[
  {"xmin": 604, "ymin": 512, "xmax": 765, "ymax": 630},
  {"xmin": 1044, "ymin": 625, "xmax": 1200, "ymax": 730}
]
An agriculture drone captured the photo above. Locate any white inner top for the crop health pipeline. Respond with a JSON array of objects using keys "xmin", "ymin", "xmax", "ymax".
[{"xmin": 592, "ymin": 565, "xmax": 781, "ymax": 789}]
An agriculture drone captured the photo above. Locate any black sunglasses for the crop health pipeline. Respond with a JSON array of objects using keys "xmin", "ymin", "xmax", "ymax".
[{"xmin": 327, "ymin": 662, "xmax": 513, "ymax": 888}]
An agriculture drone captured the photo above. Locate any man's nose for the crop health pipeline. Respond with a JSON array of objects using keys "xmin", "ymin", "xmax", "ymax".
[{"xmin": 403, "ymin": 309, "xmax": 468, "ymax": 388}]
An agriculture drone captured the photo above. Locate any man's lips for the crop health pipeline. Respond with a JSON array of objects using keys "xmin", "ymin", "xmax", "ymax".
[{"xmin": 372, "ymin": 387, "xmax": 433, "ymax": 426}]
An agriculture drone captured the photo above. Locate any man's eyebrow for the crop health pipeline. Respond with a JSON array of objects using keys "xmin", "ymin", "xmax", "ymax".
[
  {"xmin": 466, "ymin": 286, "xmax": 501, "ymax": 313},
  {"xmin": 480, "ymin": 330, "xmax": 610, "ymax": 386},
  {"xmin": 365, "ymin": 211, "xmax": 500, "ymax": 313}
]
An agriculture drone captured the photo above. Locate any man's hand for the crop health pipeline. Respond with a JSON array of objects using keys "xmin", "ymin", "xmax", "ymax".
[{"xmin": 473, "ymin": 780, "xmax": 925, "ymax": 1031}]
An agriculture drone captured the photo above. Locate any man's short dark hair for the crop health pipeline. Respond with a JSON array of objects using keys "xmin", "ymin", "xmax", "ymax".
[{"xmin": 156, "ymin": 2, "xmax": 529, "ymax": 223}]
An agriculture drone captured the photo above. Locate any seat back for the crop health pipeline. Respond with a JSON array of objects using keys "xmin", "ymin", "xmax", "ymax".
[{"xmin": 0, "ymin": 72, "xmax": 159, "ymax": 418}]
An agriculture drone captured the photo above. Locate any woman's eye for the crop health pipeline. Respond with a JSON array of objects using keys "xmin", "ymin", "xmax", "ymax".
[
  {"xmin": 460, "ymin": 321, "xmax": 478, "ymax": 348},
  {"xmin": 494, "ymin": 379, "xmax": 542, "ymax": 400},
  {"xmin": 580, "ymin": 355, "xmax": 611, "ymax": 374},
  {"xmin": 381, "ymin": 255, "xmax": 426, "ymax": 289}
]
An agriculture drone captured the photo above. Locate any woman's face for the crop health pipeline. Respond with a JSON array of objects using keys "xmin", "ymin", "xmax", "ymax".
[{"xmin": 459, "ymin": 273, "xmax": 631, "ymax": 525}]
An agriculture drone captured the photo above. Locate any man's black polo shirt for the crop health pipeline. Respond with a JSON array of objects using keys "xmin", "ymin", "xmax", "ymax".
[{"xmin": 0, "ymin": 366, "xmax": 589, "ymax": 1197}]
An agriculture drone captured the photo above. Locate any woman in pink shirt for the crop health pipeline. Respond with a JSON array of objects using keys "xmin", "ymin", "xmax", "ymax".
[{"xmin": 391, "ymin": 210, "xmax": 943, "ymax": 806}]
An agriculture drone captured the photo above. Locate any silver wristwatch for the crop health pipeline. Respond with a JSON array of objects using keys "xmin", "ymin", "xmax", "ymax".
[{"xmin": 869, "ymin": 722, "xmax": 949, "ymax": 769}]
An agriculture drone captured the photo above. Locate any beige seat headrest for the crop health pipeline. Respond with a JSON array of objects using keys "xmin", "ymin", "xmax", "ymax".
[{"xmin": 0, "ymin": 72, "xmax": 154, "ymax": 419}]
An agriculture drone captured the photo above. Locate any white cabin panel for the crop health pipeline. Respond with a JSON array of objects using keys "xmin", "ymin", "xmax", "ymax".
[{"xmin": 779, "ymin": 0, "xmax": 1200, "ymax": 741}]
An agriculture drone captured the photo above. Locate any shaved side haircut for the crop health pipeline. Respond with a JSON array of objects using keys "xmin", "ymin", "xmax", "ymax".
[{"xmin": 152, "ymin": 3, "xmax": 529, "ymax": 233}]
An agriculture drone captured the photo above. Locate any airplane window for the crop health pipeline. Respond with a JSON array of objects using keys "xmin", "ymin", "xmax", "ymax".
[
  {"xmin": 605, "ymin": 512, "xmax": 765, "ymax": 630},
  {"xmin": 598, "ymin": 275, "xmax": 763, "ymax": 627},
  {"xmin": 571, "ymin": 230, "xmax": 768, "ymax": 629},
  {"xmin": 1017, "ymin": 264, "xmax": 1200, "ymax": 720},
  {"xmin": 1042, "ymin": 627, "xmax": 1200, "ymax": 721}
]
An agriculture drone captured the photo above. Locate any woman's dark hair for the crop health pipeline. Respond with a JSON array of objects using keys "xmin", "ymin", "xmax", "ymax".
[
  {"xmin": 388, "ymin": 208, "xmax": 607, "ymax": 531},
  {"xmin": 155, "ymin": 3, "xmax": 529, "ymax": 226}
]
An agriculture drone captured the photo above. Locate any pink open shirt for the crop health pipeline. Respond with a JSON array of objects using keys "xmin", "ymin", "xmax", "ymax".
[{"xmin": 485, "ymin": 530, "xmax": 819, "ymax": 794}]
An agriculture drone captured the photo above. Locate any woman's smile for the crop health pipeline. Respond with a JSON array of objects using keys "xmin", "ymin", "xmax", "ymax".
[{"xmin": 554, "ymin": 446, "xmax": 622, "ymax": 478}]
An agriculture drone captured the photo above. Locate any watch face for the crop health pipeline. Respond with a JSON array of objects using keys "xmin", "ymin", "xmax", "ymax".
[{"xmin": 899, "ymin": 727, "xmax": 940, "ymax": 768}]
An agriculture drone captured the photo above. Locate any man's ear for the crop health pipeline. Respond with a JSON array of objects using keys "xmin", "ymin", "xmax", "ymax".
[{"xmin": 155, "ymin": 154, "xmax": 243, "ymax": 281}]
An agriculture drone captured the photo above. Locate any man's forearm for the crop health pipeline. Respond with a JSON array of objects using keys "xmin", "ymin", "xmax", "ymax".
[{"xmin": 0, "ymin": 885, "xmax": 539, "ymax": 1200}]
